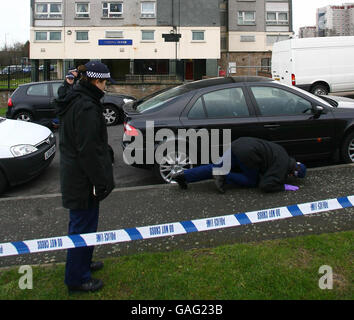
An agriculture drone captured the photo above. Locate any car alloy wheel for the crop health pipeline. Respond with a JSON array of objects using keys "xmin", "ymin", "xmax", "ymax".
[
  {"xmin": 348, "ymin": 139, "xmax": 354, "ymax": 162},
  {"xmin": 341, "ymin": 131, "xmax": 354, "ymax": 163},
  {"xmin": 15, "ymin": 111, "xmax": 33, "ymax": 122},
  {"xmin": 102, "ymin": 104, "xmax": 120, "ymax": 126},
  {"xmin": 156, "ymin": 150, "xmax": 193, "ymax": 184}
]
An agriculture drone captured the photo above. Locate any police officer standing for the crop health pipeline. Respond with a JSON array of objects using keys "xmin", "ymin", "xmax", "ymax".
[{"xmin": 57, "ymin": 61, "xmax": 116, "ymax": 293}]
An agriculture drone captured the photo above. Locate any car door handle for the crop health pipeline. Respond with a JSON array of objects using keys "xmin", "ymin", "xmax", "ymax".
[{"xmin": 264, "ymin": 124, "xmax": 280, "ymax": 128}]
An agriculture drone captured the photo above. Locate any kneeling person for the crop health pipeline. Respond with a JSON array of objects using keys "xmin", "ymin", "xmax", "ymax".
[{"xmin": 173, "ymin": 137, "xmax": 307, "ymax": 193}]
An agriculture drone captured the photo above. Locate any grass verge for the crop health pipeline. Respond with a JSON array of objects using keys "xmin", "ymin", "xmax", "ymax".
[
  {"xmin": 0, "ymin": 108, "xmax": 6, "ymax": 117},
  {"xmin": 0, "ymin": 231, "xmax": 352, "ymax": 300}
]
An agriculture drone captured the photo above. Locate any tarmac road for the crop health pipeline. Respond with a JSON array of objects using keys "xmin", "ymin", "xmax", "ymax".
[
  {"xmin": 0, "ymin": 125, "xmax": 161, "ymax": 198},
  {"xmin": 0, "ymin": 164, "xmax": 353, "ymax": 268}
]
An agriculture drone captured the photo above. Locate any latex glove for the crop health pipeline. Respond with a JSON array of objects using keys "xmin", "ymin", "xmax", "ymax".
[{"xmin": 284, "ymin": 184, "xmax": 299, "ymax": 191}]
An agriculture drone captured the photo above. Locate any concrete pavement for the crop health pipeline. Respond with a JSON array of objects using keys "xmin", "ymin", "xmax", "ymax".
[{"xmin": 0, "ymin": 164, "xmax": 353, "ymax": 268}]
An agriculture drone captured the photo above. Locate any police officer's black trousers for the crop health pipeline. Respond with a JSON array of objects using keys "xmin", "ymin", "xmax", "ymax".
[{"xmin": 65, "ymin": 206, "xmax": 99, "ymax": 286}]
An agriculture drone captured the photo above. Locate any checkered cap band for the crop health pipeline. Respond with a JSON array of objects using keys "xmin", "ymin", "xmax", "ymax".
[{"xmin": 86, "ymin": 71, "xmax": 111, "ymax": 79}]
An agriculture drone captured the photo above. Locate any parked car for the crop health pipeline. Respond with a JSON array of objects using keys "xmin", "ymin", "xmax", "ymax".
[
  {"xmin": 1, "ymin": 65, "xmax": 23, "ymax": 75},
  {"xmin": 122, "ymin": 76, "xmax": 354, "ymax": 183},
  {"xmin": 0, "ymin": 117, "xmax": 56, "ymax": 195},
  {"xmin": 23, "ymin": 66, "xmax": 32, "ymax": 73},
  {"xmin": 39, "ymin": 64, "xmax": 55, "ymax": 72},
  {"xmin": 6, "ymin": 81, "xmax": 136, "ymax": 126}
]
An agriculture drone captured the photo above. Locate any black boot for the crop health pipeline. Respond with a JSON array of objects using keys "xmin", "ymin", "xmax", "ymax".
[
  {"xmin": 213, "ymin": 175, "xmax": 226, "ymax": 194},
  {"xmin": 172, "ymin": 172, "xmax": 188, "ymax": 189},
  {"xmin": 68, "ymin": 278, "xmax": 103, "ymax": 293}
]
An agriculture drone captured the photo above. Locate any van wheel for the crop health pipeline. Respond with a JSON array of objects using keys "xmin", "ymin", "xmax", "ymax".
[
  {"xmin": 341, "ymin": 131, "xmax": 354, "ymax": 163},
  {"xmin": 0, "ymin": 170, "xmax": 8, "ymax": 195},
  {"xmin": 311, "ymin": 84, "xmax": 328, "ymax": 96}
]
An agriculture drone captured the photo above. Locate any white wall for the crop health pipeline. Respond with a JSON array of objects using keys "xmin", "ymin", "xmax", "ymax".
[{"xmin": 30, "ymin": 26, "xmax": 220, "ymax": 60}]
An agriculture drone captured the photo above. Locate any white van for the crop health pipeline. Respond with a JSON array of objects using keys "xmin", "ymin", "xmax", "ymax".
[{"xmin": 272, "ymin": 36, "xmax": 354, "ymax": 95}]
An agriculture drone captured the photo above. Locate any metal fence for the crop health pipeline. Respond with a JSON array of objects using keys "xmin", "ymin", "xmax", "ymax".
[
  {"xmin": 0, "ymin": 65, "xmax": 32, "ymax": 91},
  {"xmin": 0, "ymin": 65, "xmax": 60, "ymax": 91}
]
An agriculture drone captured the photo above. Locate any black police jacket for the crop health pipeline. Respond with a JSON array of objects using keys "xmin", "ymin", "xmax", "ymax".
[
  {"xmin": 57, "ymin": 80, "xmax": 73, "ymax": 99},
  {"xmin": 56, "ymin": 80, "xmax": 115, "ymax": 209},
  {"xmin": 231, "ymin": 137, "xmax": 296, "ymax": 193}
]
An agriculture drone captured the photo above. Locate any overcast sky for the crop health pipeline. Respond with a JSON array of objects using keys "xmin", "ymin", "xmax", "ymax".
[{"xmin": 0, "ymin": 0, "xmax": 351, "ymax": 48}]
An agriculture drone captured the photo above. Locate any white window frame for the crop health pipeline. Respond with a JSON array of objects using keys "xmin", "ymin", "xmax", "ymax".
[
  {"xmin": 238, "ymin": 11, "xmax": 256, "ymax": 25},
  {"xmin": 192, "ymin": 30, "xmax": 205, "ymax": 42},
  {"xmin": 266, "ymin": 12, "xmax": 288, "ymax": 25},
  {"xmin": 35, "ymin": 3, "xmax": 62, "ymax": 19},
  {"xmin": 141, "ymin": 2, "xmax": 156, "ymax": 18},
  {"xmin": 75, "ymin": 30, "xmax": 89, "ymax": 42},
  {"xmin": 35, "ymin": 31, "xmax": 62, "ymax": 42},
  {"xmin": 102, "ymin": 2, "xmax": 123, "ymax": 18},
  {"xmin": 105, "ymin": 30, "xmax": 124, "ymax": 38},
  {"xmin": 75, "ymin": 2, "xmax": 90, "ymax": 18},
  {"xmin": 141, "ymin": 30, "xmax": 155, "ymax": 41}
]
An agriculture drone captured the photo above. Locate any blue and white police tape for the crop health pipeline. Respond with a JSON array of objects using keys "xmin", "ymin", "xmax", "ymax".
[{"xmin": 0, "ymin": 195, "xmax": 353, "ymax": 258}]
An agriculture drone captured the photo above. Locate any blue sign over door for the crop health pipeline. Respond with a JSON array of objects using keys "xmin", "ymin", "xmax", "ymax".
[{"xmin": 98, "ymin": 39, "xmax": 133, "ymax": 46}]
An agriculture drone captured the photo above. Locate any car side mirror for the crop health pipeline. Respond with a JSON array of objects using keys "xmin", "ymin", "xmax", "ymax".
[{"xmin": 312, "ymin": 105, "xmax": 325, "ymax": 118}]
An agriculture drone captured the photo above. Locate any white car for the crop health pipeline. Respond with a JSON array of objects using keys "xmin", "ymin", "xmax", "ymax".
[{"xmin": 0, "ymin": 117, "xmax": 56, "ymax": 194}]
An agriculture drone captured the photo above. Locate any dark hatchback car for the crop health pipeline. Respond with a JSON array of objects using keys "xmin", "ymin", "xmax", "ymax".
[
  {"xmin": 122, "ymin": 76, "xmax": 354, "ymax": 183},
  {"xmin": 6, "ymin": 80, "xmax": 136, "ymax": 126}
]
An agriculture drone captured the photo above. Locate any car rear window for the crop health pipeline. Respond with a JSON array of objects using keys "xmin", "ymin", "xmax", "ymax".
[
  {"xmin": 136, "ymin": 85, "xmax": 190, "ymax": 113},
  {"xmin": 27, "ymin": 84, "xmax": 49, "ymax": 96}
]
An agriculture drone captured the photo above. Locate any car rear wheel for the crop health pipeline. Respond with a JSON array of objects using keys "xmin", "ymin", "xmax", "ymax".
[
  {"xmin": 102, "ymin": 104, "xmax": 121, "ymax": 126},
  {"xmin": 341, "ymin": 131, "xmax": 354, "ymax": 163},
  {"xmin": 0, "ymin": 170, "xmax": 8, "ymax": 195},
  {"xmin": 154, "ymin": 149, "xmax": 193, "ymax": 184},
  {"xmin": 15, "ymin": 111, "xmax": 34, "ymax": 122}
]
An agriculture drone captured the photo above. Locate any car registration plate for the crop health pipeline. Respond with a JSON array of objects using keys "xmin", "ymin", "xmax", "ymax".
[{"xmin": 44, "ymin": 145, "xmax": 56, "ymax": 160}]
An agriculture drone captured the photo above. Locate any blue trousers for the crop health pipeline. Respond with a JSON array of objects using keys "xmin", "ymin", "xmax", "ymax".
[
  {"xmin": 184, "ymin": 149, "xmax": 259, "ymax": 187},
  {"xmin": 65, "ymin": 206, "xmax": 99, "ymax": 286}
]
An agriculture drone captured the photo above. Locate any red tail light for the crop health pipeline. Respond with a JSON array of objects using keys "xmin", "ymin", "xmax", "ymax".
[
  {"xmin": 124, "ymin": 122, "xmax": 139, "ymax": 136},
  {"xmin": 291, "ymin": 74, "xmax": 296, "ymax": 86},
  {"xmin": 8, "ymin": 98, "xmax": 13, "ymax": 107}
]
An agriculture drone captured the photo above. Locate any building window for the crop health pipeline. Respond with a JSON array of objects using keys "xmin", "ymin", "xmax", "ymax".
[
  {"xmin": 76, "ymin": 31, "xmax": 89, "ymax": 41},
  {"xmin": 102, "ymin": 2, "xmax": 123, "ymax": 18},
  {"xmin": 35, "ymin": 31, "xmax": 62, "ymax": 41},
  {"xmin": 238, "ymin": 11, "xmax": 256, "ymax": 25},
  {"xmin": 192, "ymin": 31, "xmax": 205, "ymax": 41},
  {"xmin": 141, "ymin": 2, "xmax": 156, "ymax": 18},
  {"xmin": 105, "ymin": 30, "xmax": 124, "ymax": 38},
  {"xmin": 76, "ymin": 3, "xmax": 90, "ymax": 18},
  {"xmin": 35, "ymin": 3, "xmax": 62, "ymax": 19},
  {"xmin": 141, "ymin": 30, "xmax": 155, "ymax": 41},
  {"xmin": 240, "ymin": 35, "xmax": 255, "ymax": 42},
  {"xmin": 266, "ymin": 12, "xmax": 288, "ymax": 25}
]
